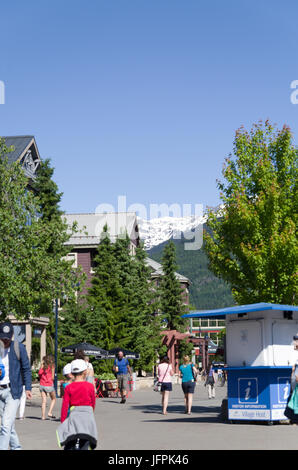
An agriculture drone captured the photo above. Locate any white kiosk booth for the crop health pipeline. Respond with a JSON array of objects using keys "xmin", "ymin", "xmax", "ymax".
[{"xmin": 183, "ymin": 302, "xmax": 298, "ymax": 424}]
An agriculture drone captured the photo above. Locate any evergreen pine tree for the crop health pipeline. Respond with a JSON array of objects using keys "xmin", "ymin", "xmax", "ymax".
[
  {"xmin": 59, "ymin": 299, "xmax": 87, "ymax": 345},
  {"xmin": 33, "ymin": 158, "xmax": 85, "ymax": 353},
  {"xmin": 87, "ymin": 225, "xmax": 127, "ymax": 350},
  {"xmin": 126, "ymin": 242, "xmax": 162, "ymax": 373},
  {"xmin": 33, "ymin": 158, "xmax": 64, "ymax": 221},
  {"xmin": 86, "ymin": 228, "xmax": 163, "ymax": 374},
  {"xmin": 159, "ymin": 240, "xmax": 188, "ymax": 331}
]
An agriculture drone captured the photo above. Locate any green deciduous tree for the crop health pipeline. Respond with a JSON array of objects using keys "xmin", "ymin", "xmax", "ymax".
[
  {"xmin": 0, "ymin": 140, "xmax": 83, "ymax": 321},
  {"xmin": 204, "ymin": 120, "xmax": 298, "ymax": 305}
]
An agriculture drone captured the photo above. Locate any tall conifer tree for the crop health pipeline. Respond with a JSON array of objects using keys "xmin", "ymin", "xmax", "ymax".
[
  {"xmin": 33, "ymin": 158, "xmax": 85, "ymax": 353},
  {"xmin": 159, "ymin": 240, "xmax": 188, "ymax": 331},
  {"xmin": 87, "ymin": 225, "xmax": 127, "ymax": 349},
  {"xmin": 87, "ymin": 228, "xmax": 162, "ymax": 373}
]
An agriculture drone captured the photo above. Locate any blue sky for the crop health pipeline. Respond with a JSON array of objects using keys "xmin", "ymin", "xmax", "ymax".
[{"xmin": 1, "ymin": 0, "xmax": 298, "ymax": 216}]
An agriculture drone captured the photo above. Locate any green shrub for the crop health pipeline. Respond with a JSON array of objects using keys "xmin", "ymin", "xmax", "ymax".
[
  {"xmin": 97, "ymin": 372, "xmax": 116, "ymax": 380},
  {"xmin": 31, "ymin": 369, "xmax": 39, "ymax": 383}
]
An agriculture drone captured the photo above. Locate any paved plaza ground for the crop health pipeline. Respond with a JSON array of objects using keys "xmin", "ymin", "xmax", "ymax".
[{"xmin": 14, "ymin": 381, "xmax": 298, "ymax": 451}]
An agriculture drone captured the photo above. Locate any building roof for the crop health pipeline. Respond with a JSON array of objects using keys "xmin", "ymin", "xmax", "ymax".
[
  {"xmin": 63, "ymin": 212, "xmax": 140, "ymax": 246},
  {"xmin": 1, "ymin": 135, "xmax": 41, "ymax": 179},
  {"xmin": 145, "ymin": 257, "xmax": 190, "ymax": 284},
  {"xmin": 64, "ymin": 213, "xmax": 190, "ymax": 283},
  {"xmin": 182, "ymin": 302, "xmax": 298, "ymax": 319}
]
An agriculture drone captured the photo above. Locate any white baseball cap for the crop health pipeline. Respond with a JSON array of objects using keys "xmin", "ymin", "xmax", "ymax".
[
  {"xmin": 71, "ymin": 359, "xmax": 87, "ymax": 374},
  {"xmin": 63, "ymin": 363, "xmax": 72, "ymax": 376}
]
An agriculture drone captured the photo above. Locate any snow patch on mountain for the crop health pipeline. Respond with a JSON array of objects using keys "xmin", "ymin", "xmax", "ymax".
[{"xmin": 138, "ymin": 215, "xmax": 207, "ymax": 251}]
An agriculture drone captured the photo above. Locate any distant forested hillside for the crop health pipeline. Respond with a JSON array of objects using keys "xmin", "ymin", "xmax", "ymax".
[{"xmin": 147, "ymin": 228, "xmax": 235, "ymax": 310}]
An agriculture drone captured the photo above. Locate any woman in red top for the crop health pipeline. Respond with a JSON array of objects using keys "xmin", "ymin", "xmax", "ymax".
[{"xmin": 38, "ymin": 355, "xmax": 56, "ymax": 420}]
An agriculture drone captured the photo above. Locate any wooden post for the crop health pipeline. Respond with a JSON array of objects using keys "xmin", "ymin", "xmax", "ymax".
[{"xmin": 25, "ymin": 323, "xmax": 32, "ymax": 363}]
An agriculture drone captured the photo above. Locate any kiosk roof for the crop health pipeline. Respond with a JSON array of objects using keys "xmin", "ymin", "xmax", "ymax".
[{"xmin": 182, "ymin": 302, "xmax": 298, "ymax": 319}]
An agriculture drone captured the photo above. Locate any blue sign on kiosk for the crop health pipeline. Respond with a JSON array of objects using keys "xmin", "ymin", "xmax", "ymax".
[{"xmin": 183, "ymin": 303, "xmax": 298, "ymax": 423}]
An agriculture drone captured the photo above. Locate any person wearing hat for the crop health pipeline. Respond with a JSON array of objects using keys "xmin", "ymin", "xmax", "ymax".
[
  {"xmin": 57, "ymin": 359, "xmax": 97, "ymax": 450},
  {"xmin": 61, "ymin": 363, "xmax": 74, "ymax": 398},
  {"xmin": 0, "ymin": 321, "xmax": 32, "ymax": 450}
]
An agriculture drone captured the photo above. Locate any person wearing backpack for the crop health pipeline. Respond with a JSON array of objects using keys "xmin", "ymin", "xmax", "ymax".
[
  {"xmin": 112, "ymin": 350, "xmax": 132, "ymax": 404},
  {"xmin": 0, "ymin": 322, "xmax": 32, "ymax": 450}
]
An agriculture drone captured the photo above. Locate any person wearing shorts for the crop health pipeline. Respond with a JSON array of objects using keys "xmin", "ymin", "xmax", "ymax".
[
  {"xmin": 113, "ymin": 350, "xmax": 132, "ymax": 404},
  {"xmin": 179, "ymin": 355, "xmax": 198, "ymax": 415},
  {"xmin": 157, "ymin": 356, "xmax": 174, "ymax": 415},
  {"xmin": 38, "ymin": 355, "xmax": 56, "ymax": 420}
]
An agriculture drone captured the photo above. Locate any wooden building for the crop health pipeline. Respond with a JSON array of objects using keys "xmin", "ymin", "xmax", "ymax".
[
  {"xmin": 2, "ymin": 135, "xmax": 41, "ymax": 188},
  {"xmin": 63, "ymin": 212, "xmax": 191, "ymax": 300}
]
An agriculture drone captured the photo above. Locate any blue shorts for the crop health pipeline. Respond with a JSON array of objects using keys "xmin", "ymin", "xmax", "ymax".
[
  {"xmin": 182, "ymin": 381, "xmax": 196, "ymax": 394},
  {"xmin": 161, "ymin": 382, "xmax": 172, "ymax": 392}
]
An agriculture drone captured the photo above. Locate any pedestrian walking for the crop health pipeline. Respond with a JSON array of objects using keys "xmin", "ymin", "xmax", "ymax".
[
  {"xmin": 0, "ymin": 322, "xmax": 32, "ymax": 450},
  {"xmin": 84, "ymin": 356, "xmax": 95, "ymax": 385},
  {"xmin": 157, "ymin": 356, "xmax": 174, "ymax": 415},
  {"xmin": 38, "ymin": 355, "xmax": 56, "ymax": 420},
  {"xmin": 179, "ymin": 355, "xmax": 198, "ymax": 414},
  {"xmin": 205, "ymin": 364, "xmax": 216, "ymax": 399},
  {"xmin": 284, "ymin": 335, "xmax": 298, "ymax": 423},
  {"xmin": 74, "ymin": 350, "xmax": 94, "ymax": 383},
  {"xmin": 57, "ymin": 359, "xmax": 97, "ymax": 450},
  {"xmin": 61, "ymin": 363, "xmax": 73, "ymax": 396},
  {"xmin": 113, "ymin": 350, "xmax": 132, "ymax": 404}
]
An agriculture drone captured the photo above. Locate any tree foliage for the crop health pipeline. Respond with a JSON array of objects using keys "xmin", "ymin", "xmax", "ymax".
[
  {"xmin": 76, "ymin": 226, "xmax": 162, "ymax": 373},
  {"xmin": 0, "ymin": 141, "xmax": 83, "ymax": 321},
  {"xmin": 158, "ymin": 240, "xmax": 188, "ymax": 331},
  {"xmin": 204, "ymin": 120, "xmax": 298, "ymax": 305},
  {"xmin": 34, "ymin": 157, "xmax": 86, "ymax": 355},
  {"xmin": 149, "ymin": 233, "xmax": 235, "ymax": 309}
]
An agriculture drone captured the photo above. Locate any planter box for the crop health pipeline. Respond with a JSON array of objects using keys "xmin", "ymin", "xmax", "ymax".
[{"xmin": 103, "ymin": 380, "xmax": 118, "ymax": 390}]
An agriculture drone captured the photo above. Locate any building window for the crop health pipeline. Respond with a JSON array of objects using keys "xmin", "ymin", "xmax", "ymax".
[
  {"xmin": 90, "ymin": 250, "xmax": 98, "ymax": 273},
  {"xmin": 64, "ymin": 252, "xmax": 77, "ymax": 268}
]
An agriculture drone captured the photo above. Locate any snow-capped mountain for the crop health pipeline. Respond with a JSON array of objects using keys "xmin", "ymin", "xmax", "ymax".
[{"xmin": 138, "ymin": 215, "xmax": 207, "ymax": 250}]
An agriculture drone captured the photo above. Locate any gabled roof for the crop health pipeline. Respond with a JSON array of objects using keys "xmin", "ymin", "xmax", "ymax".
[
  {"xmin": 182, "ymin": 302, "xmax": 298, "ymax": 319},
  {"xmin": 146, "ymin": 257, "xmax": 190, "ymax": 284},
  {"xmin": 1, "ymin": 135, "xmax": 41, "ymax": 179},
  {"xmin": 63, "ymin": 212, "xmax": 140, "ymax": 246}
]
